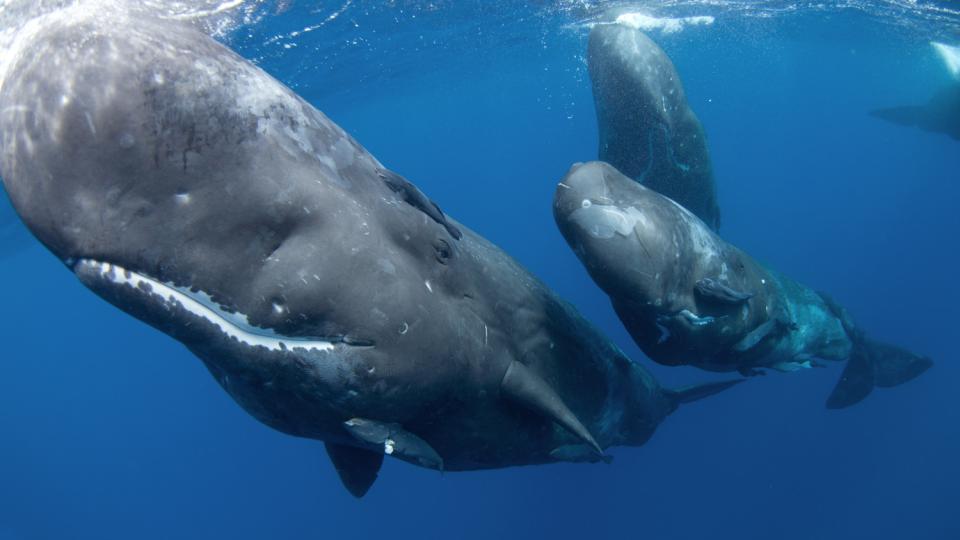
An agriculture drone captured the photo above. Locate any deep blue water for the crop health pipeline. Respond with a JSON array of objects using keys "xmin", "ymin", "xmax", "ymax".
[{"xmin": 1, "ymin": 2, "xmax": 959, "ymax": 539}]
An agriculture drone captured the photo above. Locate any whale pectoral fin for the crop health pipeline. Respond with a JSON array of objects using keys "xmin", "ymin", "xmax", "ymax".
[
  {"xmin": 732, "ymin": 319, "xmax": 777, "ymax": 353},
  {"xmin": 500, "ymin": 360, "xmax": 603, "ymax": 456},
  {"xmin": 826, "ymin": 342, "xmax": 875, "ymax": 409},
  {"xmin": 324, "ymin": 442, "xmax": 384, "ymax": 498},
  {"xmin": 343, "ymin": 418, "xmax": 444, "ymax": 471},
  {"xmin": 695, "ymin": 278, "xmax": 753, "ymax": 304}
]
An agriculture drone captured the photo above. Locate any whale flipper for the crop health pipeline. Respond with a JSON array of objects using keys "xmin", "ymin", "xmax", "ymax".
[
  {"xmin": 695, "ymin": 278, "xmax": 754, "ymax": 304},
  {"xmin": 344, "ymin": 418, "xmax": 444, "ymax": 471},
  {"xmin": 324, "ymin": 442, "xmax": 384, "ymax": 498},
  {"xmin": 500, "ymin": 360, "xmax": 602, "ymax": 455},
  {"xmin": 664, "ymin": 379, "xmax": 744, "ymax": 405},
  {"xmin": 732, "ymin": 319, "xmax": 778, "ymax": 353}
]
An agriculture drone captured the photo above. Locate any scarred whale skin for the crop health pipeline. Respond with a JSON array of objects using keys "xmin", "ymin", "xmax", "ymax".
[
  {"xmin": 553, "ymin": 161, "xmax": 932, "ymax": 408},
  {"xmin": 0, "ymin": 10, "xmax": 738, "ymax": 496}
]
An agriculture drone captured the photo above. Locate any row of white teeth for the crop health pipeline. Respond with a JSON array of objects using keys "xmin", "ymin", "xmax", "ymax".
[{"xmin": 77, "ymin": 259, "xmax": 336, "ymax": 353}]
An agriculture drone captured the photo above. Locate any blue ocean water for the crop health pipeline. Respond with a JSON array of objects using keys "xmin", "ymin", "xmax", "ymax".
[{"xmin": 1, "ymin": 1, "xmax": 958, "ymax": 539}]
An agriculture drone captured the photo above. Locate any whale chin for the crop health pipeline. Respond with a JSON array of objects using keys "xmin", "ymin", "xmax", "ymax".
[{"xmin": 71, "ymin": 258, "xmax": 345, "ymax": 354}]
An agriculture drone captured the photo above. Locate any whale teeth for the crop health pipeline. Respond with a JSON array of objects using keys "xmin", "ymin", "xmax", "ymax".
[
  {"xmin": 499, "ymin": 360, "xmax": 603, "ymax": 456},
  {"xmin": 73, "ymin": 259, "xmax": 336, "ymax": 353}
]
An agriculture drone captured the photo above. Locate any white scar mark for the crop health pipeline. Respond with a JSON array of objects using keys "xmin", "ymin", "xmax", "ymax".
[{"xmin": 77, "ymin": 259, "xmax": 334, "ymax": 353}]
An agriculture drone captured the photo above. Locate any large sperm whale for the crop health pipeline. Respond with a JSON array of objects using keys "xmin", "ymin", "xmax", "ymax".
[
  {"xmin": 0, "ymin": 9, "xmax": 740, "ymax": 497},
  {"xmin": 553, "ymin": 161, "xmax": 931, "ymax": 408}
]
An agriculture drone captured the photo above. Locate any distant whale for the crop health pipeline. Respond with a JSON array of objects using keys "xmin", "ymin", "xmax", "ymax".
[
  {"xmin": 870, "ymin": 42, "xmax": 960, "ymax": 140},
  {"xmin": 0, "ymin": 10, "xmax": 740, "ymax": 496},
  {"xmin": 871, "ymin": 83, "xmax": 960, "ymax": 140},
  {"xmin": 554, "ymin": 161, "xmax": 932, "ymax": 408},
  {"xmin": 588, "ymin": 21, "xmax": 720, "ymax": 230}
]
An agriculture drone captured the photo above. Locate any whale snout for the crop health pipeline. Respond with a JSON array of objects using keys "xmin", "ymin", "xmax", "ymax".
[
  {"xmin": 554, "ymin": 161, "xmax": 651, "ymax": 242},
  {"xmin": 553, "ymin": 161, "xmax": 669, "ymax": 300}
]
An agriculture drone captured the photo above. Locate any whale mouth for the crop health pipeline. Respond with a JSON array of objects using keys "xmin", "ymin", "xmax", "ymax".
[{"xmin": 72, "ymin": 259, "xmax": 341, "ymax": 353}]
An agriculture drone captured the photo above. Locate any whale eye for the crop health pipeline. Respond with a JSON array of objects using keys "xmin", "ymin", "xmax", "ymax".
[{"xmin": 433, "ymin": 238, "xmax": 453, "ymax": 265}]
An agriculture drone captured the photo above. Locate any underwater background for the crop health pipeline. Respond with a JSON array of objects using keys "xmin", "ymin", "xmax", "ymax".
[{"xmin": 0, "ymin": 1, "xmax": 958, "ymax": 538}]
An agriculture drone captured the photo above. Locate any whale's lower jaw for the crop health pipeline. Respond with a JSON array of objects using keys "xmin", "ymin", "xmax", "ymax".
[
  {"xmin": 70, "ymin": 258, "xmax": 365, "ymax": 439},
  {"xmin": 72, "ymin": 259, "xmax": 338, "ymax": 353}
]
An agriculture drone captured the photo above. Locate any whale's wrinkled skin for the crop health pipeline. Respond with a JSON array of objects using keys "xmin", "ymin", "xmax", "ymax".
[
  {"xmin": 0, "ymin": 11, "xmax": 739, "ymax": 497},
  {"xmin": 554, "ymin": 162, "xmax": 932, "ymax": 408},
  {"xmin": 588, "ymin": 22, "xmax": 720, "ymax": 230}
]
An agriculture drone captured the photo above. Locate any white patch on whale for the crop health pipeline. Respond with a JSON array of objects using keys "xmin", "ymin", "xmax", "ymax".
[
  {"xmin": 612, "ymin": 12, "xmax": 714, "ymax": 34},
  {"xmin": 78, "ymin": 259, "xmax": 334, "ymax": 353},
  {"xmin": 570, "ymin": 202, "xmax": 647, "ymax": 240}
]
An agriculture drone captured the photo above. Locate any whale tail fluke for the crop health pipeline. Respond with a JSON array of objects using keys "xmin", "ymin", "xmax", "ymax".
[
  {"xmin": 826, "ymin": 337, "xmax": 933, "ymax": 409},
  {"xmin": 665, "ymin": 378, "xmax": 744, "ymax": 405}
]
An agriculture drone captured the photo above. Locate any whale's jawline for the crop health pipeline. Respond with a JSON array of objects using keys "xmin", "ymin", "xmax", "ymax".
[{"xmin": 72, "ymin": 258, "xmax": 338, "ymax": 353}]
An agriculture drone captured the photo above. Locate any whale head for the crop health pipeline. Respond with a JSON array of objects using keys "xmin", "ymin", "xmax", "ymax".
[
  {"xmin": 553, "ymin": 161, "xmax": 743, "ymax": 363},
  {"xmin": 553, "ymin": 162, "xmax": 684, "ymax": 304},
  {"xmin": 0, "ymin": 11, "xmax": 480, "ymax": 446}
]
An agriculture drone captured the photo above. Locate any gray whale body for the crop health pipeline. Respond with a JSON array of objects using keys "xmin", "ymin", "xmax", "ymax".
[
  {"xmin": 588, "ymin": 22, "xmax": 720, "ymax": 230},
  {"xmin": 554, "ymin": 162, "xmax": 932, "ymax": 408},
  {"xmin": 0, "ymin": 11, "xmax": 738, "ymax": 496}
]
